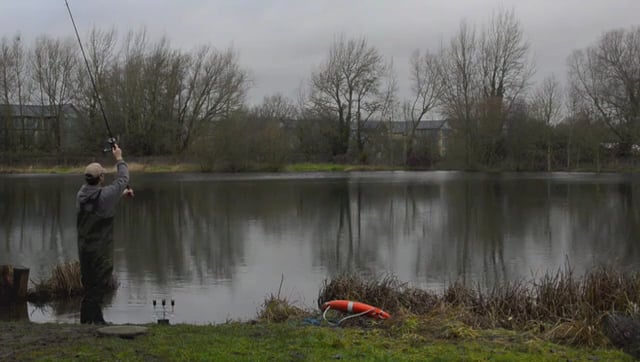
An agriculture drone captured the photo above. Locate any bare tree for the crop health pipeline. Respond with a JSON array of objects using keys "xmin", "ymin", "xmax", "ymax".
[
  {"xmin": 111, "ymin": 29, "xmax": 154, "ymax": 153},
  {"xmin": 310, "ymin": 35, "xmax": 393, "ymax": 158},
  {"xmin": 530, "ymin": 75, "xmax": 563, "ymax": 170},
  {"xmin": 109, "ymin": 31, "xmax": 195, "ymax": 155},
  {"xmin": 141, "ymin": 38, "xmax": 183, "ymax": 153},
  {"xmin": 0, "ymin": 35, "xmax": 31, "ymax": 149},
  {"xmin": 531, "ymin": 75, "xmax": 563, "ymax": 125},
  {"xmin": 354, "ymin": 60, "xmax": 396, "ymax": 158},
  {"xmin": 439, "ymin": 21, "xmax": 481, "ymax": 168},
  {"xmin": 75, "ymin": 28, "xmax": 118, "ymax": 151},
  {"xmin": 0, "ymin": 38, "xmax": 13, "ymax": 150},
  {"xmin": 71, "ymin": 28, "xmax": 249, "ymax": 156},
  {"xmin": 0, "ymin": 36, "xmax": 19, "ymax": 150},
  {"xmin": 403, "ymin": 49, "xmax": 443, "ymax": 161},
  {"xmin": 480, "ymin": 9, "xmax": 532, "ymax": 101},
  {"xmin": 568, "ymin": 26, "xmax": 640, "ymax": 155},
  {"xmin": 84, "ymin": 29, "xmax": 117, "ymax": 117},
  {"xmin": 439, "ymin": 9, "xmax": 533, "ymax": 168},
  {"xmin": 253, "ymin": 93, "xmax": 297, "ymax": 123},
  {"xmin": 478, "ymin": 8, "xmax": 533, "ymax": 165},
  {"xmin": 0, "ymin": 35, "xmax": 30, "ymax": 104},
  {"xmin": 175, "ymin": 45, "xmax": 249, "ymax": 153},
  {"xmin": 246, "ymin": 94, "xmax": 298, "ymax": 166},
  {"xmin": 0, "ymin": 38, "xmax": 15, "ymax": 105},
  {"xmin": 31, "ymin": 36, "xmax": 78, "ymax": 151}
]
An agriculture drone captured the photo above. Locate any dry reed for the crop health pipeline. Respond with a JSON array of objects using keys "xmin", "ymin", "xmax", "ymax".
[
  {"xmin": 317, "ymin": 266, "xmax": 640, "ymax": 347},
  {"xmin": 257, "ymin": 274, "xmax": 306, "ymax": 323},
  {"xmin": 28, "ymin": 261, "xmax": 119, "ymax": 303}
]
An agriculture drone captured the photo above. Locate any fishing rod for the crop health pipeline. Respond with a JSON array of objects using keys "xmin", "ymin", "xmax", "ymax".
[
  {"xmin": 64, "ymin": 0, "xmax": 117, "ymax": 152},
  {"xmin": 65, "ymin": 0, "xmax": 131, "ymax": 195}
]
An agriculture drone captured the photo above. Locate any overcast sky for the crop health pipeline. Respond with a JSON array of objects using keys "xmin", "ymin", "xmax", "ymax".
[{"xmin": 1, "ymin": 0, "xmax": 639, "ymax": 105}]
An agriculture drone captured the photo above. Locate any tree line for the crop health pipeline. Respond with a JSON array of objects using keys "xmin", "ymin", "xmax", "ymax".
[{"xmin": 0, "ymin": 9, "xmax": 639, "ymax": 171}]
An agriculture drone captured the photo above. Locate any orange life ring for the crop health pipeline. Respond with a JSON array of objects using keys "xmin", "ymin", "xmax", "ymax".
[{"xmin": 321, "ymin": 300, "xmax": 391, "ymax": 320}]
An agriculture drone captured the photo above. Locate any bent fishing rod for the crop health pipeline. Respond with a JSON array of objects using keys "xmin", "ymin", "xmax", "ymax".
[{"xmin": 64, "ymin": 0, "xmax": 117, "ymax": 152}]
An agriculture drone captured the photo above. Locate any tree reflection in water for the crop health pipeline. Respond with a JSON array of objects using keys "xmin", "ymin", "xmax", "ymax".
[{"xmin": 1, "ymin": 172, "xmax": 639, "ymax": 323}]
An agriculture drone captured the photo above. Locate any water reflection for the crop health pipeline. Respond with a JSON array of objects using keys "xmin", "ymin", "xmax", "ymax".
[{"xmin": 1, "ymin": 172, "xmax": 639, "ymax": 323}]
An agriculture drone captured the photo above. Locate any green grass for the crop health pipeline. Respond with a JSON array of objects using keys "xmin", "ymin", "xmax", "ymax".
[
  {"xmin": 136, "ymin": 163, "xmax": 200, "ymax": 173},
  {"xmin": 6, "ymin": 322, "xmax": 631, "ymax": 362},
  {"xmin": 0, "ymin": 165, "xmax": 84, "ymax": 174},
  {"xmin": 6, "ymin": 160, "xmax": 640, "ymax": 174},
  {"xmin": 284, "ymin": 163, "xmax": 352, "ymax": 172},
  {"xmin": 1, "ymin": 162, "xmax": 395, "ymax": 174},
  {"xmin": 0, "ymin": 163, "xmax": 200, "ymax": 174}
]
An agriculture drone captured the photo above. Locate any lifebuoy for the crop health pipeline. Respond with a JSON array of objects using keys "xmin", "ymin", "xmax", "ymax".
[{"xmin": 321, "ymin": 300, "xmax": 391, "ymax": 320}]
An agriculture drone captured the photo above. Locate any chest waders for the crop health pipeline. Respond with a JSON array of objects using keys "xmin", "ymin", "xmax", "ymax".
[{"xmin": 77, "ymin": 190, "xmax": 114, "ymax": 324}]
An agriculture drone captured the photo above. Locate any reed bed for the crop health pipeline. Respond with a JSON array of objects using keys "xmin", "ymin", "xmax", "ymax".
[
  {"xmin": 48, "ymin": 262, "xmax": 83, "ymax": 297},
  {"xmin": 258, "ymin": 294, "xmax": 307, "ymax": 323},
  {"xmin": 257, "ymin": 275, "xmax": 306, "ymax": 323},
  {"xmin": 28, "ymin": 261, "xmax": 118, "ymax": 303},
  {"xmin": 315, "ymin": 266, "xmax": 640, "ymax": 347}
]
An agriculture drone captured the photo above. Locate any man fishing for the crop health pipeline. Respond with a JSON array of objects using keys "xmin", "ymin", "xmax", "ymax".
[{"xmin": 76, "ymin": 144, "xmax": 133, "ymax": 324}]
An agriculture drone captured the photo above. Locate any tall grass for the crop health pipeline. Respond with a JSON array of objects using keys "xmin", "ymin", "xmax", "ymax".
[
  {"xmin": 28, "ymin": 261, "xmax": 118, "ymax": 303},
  {"xmin": 316, "ymin": 266, "xmax": 640, "ymax": 347},
  {"xmin": 257, "ymin": 275, "xmax": 306, "ymax": 323}
]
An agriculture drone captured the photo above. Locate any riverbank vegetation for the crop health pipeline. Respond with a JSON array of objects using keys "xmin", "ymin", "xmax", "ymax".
[
  {"xmin": 1, "ymin": 10, "xmax": 639, "ymax": 173},
  {"xmin": 0, "ymin": 160, "xmax": 403, "ymax": 174},
  {"xmin": 11, "ymin": 262, "xmax": 640, "ymax": 359},
  {"xmin": 3, "ymin": 158, "xmax": 640, "ymax": 175},
  {"xmin": 26, "ymin": 261, "xmax": 117, "ymax": 304},
  {"xmin": 0, "ymin": 160, "xmax": 201, "ymax": 174},
  {"xmin": 315, "ymin": 268, "xmax": 640, "ymax": 351},
  {"xmin": 266, "ymin": 267, "xmax": 640, "ymax": 359}
]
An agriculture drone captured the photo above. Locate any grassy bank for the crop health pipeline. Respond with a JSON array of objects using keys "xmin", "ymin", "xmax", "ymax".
[
  {"xmin": 4, "ymin": 157, "xmax": 640, "ymax": 174},
  {"xmin": 0, "ymin": 161, "xmax": 202, "ymax": 174},
  {"xmin": 0, "ymin": 162, "xmax": 401, "ymax": 174},
  {"xmin": 3, "ymin": 266, "xmax": 638, "ymax": 360},
  {"xmin": 0, "ymin": 320, "xmax": 631, "ymax": 361}
]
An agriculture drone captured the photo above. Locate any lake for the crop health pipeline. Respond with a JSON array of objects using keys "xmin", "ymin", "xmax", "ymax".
[{"xmin": 1, "ymin": 171, "xmax": 639, "ymax": 324}]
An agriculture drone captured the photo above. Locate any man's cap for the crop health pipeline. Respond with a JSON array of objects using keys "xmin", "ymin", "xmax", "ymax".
[{"xmin": 84, "ymin": 162, "xmax": 105, "ymax": 179}]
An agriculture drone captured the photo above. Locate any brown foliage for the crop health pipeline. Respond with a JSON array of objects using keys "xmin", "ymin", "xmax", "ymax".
[
  {"xmin": 317, "ymin": 266, "xmax": 640, "ymax": 347},
  {"xmin": 28, "ymin": 261, "xmax": 118, "ymax": 303}
]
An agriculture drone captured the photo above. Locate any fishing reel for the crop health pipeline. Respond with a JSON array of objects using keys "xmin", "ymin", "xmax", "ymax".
[{"xmin": 102, "ymin": 137, "xmax": 118, "ymax": 153}]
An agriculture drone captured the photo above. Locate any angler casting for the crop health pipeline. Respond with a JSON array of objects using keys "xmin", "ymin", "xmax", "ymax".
[{"xmin": 76, "ymin": 144, "xmax": 133, "ymax": 324}]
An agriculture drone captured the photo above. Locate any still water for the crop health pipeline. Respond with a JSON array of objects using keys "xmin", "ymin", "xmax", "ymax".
[{"xmin": 1, "ymin": 171, "xmax": 640, "ymax": 324}]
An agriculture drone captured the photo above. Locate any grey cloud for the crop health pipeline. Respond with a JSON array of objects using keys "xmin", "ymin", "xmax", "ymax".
[{"xmin": 1, "ymin": 0, "xmax": 639, "ymax": 104}]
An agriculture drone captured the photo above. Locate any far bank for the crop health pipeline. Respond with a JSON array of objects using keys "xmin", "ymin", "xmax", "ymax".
[{"xmin": 1, "ymin": 158, "xmax": 639, "ymax": 175}]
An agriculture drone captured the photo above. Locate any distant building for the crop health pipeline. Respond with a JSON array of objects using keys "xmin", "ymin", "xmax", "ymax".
[
  {"xmin": 0, "ymin": 103, "xmax": 82, "ymax": 153},
  {"xmin": 355, "ymin": 119, "xmax": 450, "ymax": 156}
]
